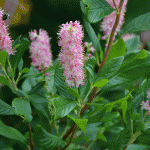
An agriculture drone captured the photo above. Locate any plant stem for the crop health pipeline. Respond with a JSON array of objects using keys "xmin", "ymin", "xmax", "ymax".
[
  {"xmin": 28, "ymin": 123, "xmax": 34, "ymax": 150},
  {"xmin": 60, "ymin": 0, "xmax": 126, "ymax": 149},
  {"xmin": 124, "ymin": 131, "xmax": 141, "ymax": 150}
]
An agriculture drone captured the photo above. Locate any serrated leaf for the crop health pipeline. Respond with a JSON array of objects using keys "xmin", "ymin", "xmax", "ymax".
[
  {"xmin": 100, "ymin": 112, "xmax": 120, "ymax": 122},
  {"xmin": 52, "ymin": 96, "xmax": 77, "ymax": 120},
  {"xmin": 97, "ymin": 56, "xmax": 124, "ymax": 80},
  {"xmin": 118, "ymin": 12, "xmax": 150, "ymax": 36},
  {"xmin": 83, "ymin": 18, "xmax": 102, "ymax": 62},
  {"xmin": 12, "ymin": 98, "xmax": 32, "ymax": 123},
  {"xmin": 33, "ymin": 125, "xmax": 65, "ymax": 149},
  {"xmin": 28, "ymin": 81, "xmax": 46, "ymax": 95},
  {"xmin": 0, "ymin": 99, "xmax": 15, "ymax": 115},
  {"xmin": 0, "ymin": 119, "xmax": 26, "ymax": 144},
  {"xmin": 106, "ymin": 38, "xmax": 126, "ymax": 63},
  {"xmin": 125, "ymin": 35, "xmax": 140, "ymax": 54},
  {"xmin": 85, "ymin": 64, "xmax": 94, "ymax": 84},
  {"xmin": 126, "ymin": 144, "xmax": 150, "ymax": 150},
  {"xmin": 54, "ymin": 63, "xmax": 74, "ymax": 99},
  {"xmin": 66, "ymin": 87, "xmax": 81, "ymax": 99},
  {"xmin": 28, "ymin": 94, "xmax": 50, "ymax": 118},
  {"xmin": 93, "ymin": 79, "xmax": 108, "ymax": 88},
  {"xmin": 10, "ymin": 38, "xmax": 30, "ymax": 71},
  {"xmin": 83, "ymin": 0, "xmax": 114, "ymax": 23},
  {"xmin": 67, "ymin": 113, "xmax": 88, "ymax": 134}
]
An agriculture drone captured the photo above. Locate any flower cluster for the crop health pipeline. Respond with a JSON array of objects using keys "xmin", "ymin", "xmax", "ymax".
[
  {"xmin": 57, "ymin": 21, "xmax": 85, "ymax": 88},
  {"xmin": 100, "ymin": 0, "xmax": 128, "ymax": 41},
  {"xmin": 122, "ymin": 33, "xmax": 135, "ymax": 42},
  {"xmin": 141, "ymin": 90, "xmax": 150, "ymax": 115},
  {"xmin": 29, "ymin": 29, "xmax": 53, "ymax": 75},
  {"xmin": 83, "ymin": 42, "xmax": 95, "ymax": 62},
  {"xmin": 0, "ymin": 9, "xmax": 15, "ymax": 55}
]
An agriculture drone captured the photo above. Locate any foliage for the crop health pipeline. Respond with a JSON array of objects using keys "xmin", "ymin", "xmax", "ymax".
[{"xmin": 0, "ymin": 0, "xmax": 150, "ymax": 150}]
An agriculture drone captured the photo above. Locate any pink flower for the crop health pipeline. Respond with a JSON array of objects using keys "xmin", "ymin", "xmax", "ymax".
[
  {"xmin": 147, "ymin": 90, "xmax": 150, "ymax": 99},
  {"xmin": 141, "ymin": 100, "xmax": 150, "ymax": 110},
  {"xmin": 100, "ymin": 0, "xmax": 128, "ymax": 41},
  {"xmin": 122, "ymin": 33, "xmax": 135, "ymax": 42},
  {"xmin": 29, "ymin": 29, "xmax": 53, "ymax": 73},
  {"xmin": 57, "ymin": 21, "xmax": 85, "ymax": 88},
  {"xmin": 0, "ymin": 9, "xmax": 16, "ymax": 55},
  {"xmin": 45, "ymin": 72, "xmax": 49, "ymax": 76}
]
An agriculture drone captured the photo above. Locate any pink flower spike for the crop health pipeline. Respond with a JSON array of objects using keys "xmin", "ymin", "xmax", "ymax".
[
  {"xmin": 57, "ymin": 21, "xmax": 85, "ymax": 88},
  {"xmin": 29, "ymin": 29, "xmax": 53, "ymax": 71},
  {"xmin": 100, "ymin": 0, "xmax": 128, "ymax": 41},
  {"xmin": 147, "ymin": 90, "xmax": 150, "ymax": 99},
  {"xmin": 0, "ymin": 9, "xmax": 16, "ymax": 56},
  {"xmin": 122, "ymin": 33, "xmax": 135, "ymax": 42}
]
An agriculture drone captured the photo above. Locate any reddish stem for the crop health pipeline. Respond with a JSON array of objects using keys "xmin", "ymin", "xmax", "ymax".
[{"xmin": 60, "ymin": 1, "xmax": 125, "ymax": 149}]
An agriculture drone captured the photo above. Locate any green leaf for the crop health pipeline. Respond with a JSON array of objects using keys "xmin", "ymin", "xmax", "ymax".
[
  {"xmin": 118, "ymin": 12, "xmax": 150, "ymax": 36},
  {"xmin": 0, "ymin": 119, "xmax": 26, "ymax": 144},
  {"xmin": 54, "ymin": 63, "xmax": 75, "ymax": 99},
  {"xmin": 97, "ymin": 56, "xmax": 124, "ymax": 80},
  {"xmin": 96, "ymin": 127, "xmax": 107, "ymax": 142},
  {"xmin": 126, "ymin": 144, "xmax": 150, "ymax": 150},
  {"xmin": 9, "ymin": 38, "xmax": 30, "ymax": 71},
  {"xmin": 9, "ymin": 87, "xmax": 27, "ymax": 98},
  {"xmin": 28, "ymin": 81, "xmax": 46, "ymax": 95},
  {"xmin": 28, "ymin": 94, "xmax": 50, "ymax": 118},
  {"xmin": 135, "ymin": 121, "xmax": 145, "ymax": 131},
  {"xmin": 67, "ymin": 113, "xmax": 88, "ymax": 134},
  {"xmin": 66, "ymin": 87, "xmax": 81, "ymax": 99},
  {"xmin": 72, "ymin": 136, "xmax": 89, "ymax": 143},
  {"xmin": 131, "ymin": 113, "xmax": 141, "ymax": 121},
  {"xmin": 52, "ymin": 96, "xmax": 77, "ymax": 120},
  {"xmin": 106, "ymin": 38, "xmax": 126, "ymax": 63},
  {"xmin": 33, "ymin": 125, "xmax": 65, "ymax": 149},
  {"xmin": 83, "ymin": 18, "xmax": 102, "ymax": 63},
  {"xmin": 83, "ymin": 0, "xmax": 114, "ymax": 23},
  {"xmin": 144, "ymin": 122, "xmax": 150, "ymax": 131},
  {"xmin": 136, "ymin": 50, "xmax": 148, "ymax": 59},
  {"xmin": 12, "ymin": 35, "xmax": 21, "ymax": 48},
  {"xmin": 18, "ymin": 58, "xmax": 23, "ymax": 71},
  {"xmin": 85, "ymin": 64, "xmax": 94, "ymax": 85},
  {"xmin": 12, "ymin": 98, "xmax": 32, "ymax": 123},
  {"xmin": 88, "ymin": 90, "xmax": 132, "ymax": 120},
  {"xmin": 108, "ymin": 126, "xmax": 124, "ymax": 134},
  {"xmin": 20, "ymin": 68, "xmax": 30, "ymax": 74},
  {"xmin": 93, "ymin": 79, "xmax": 108, "ymax": 88},
  {"xmin": 0, "ymin": 75, "xmax": 9, "ymax": 86},
  {"xmin": 0, "ymin": 99, "xmax": 15, "ymax": 115},
  {"xmin": 125, "ymin": 35, "xmax": 140, "ymax": 54},
  {"xmin": 85, "ymin": 55, "xmax": 96, "ymax": 67},
  {"xmin": 120, "ymin": 99, "xmax": 128, "ymax": 124},
  {"xmin": 0, "ymin": 51, "xmax": 7, "ymax": 68},
  {"xmin": 100, "ymin": 112, "xmax": 120, "ymax": 122}
]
